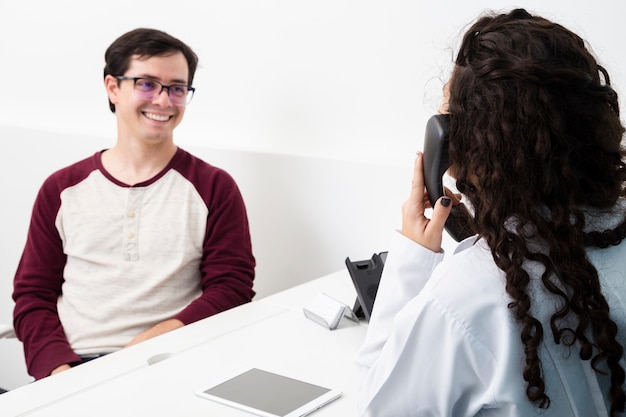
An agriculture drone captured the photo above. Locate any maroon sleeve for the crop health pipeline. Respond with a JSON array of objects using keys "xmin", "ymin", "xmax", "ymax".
[
  {"xmin": 172, "ymin": 151, "xmax": 256, "ymax": 325},
  {"xmin": 12, "ymin": 157, "xmax": 97, "ymax": 379}
]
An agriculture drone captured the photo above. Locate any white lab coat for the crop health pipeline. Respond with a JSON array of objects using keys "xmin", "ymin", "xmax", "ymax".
[{"xmin": 355, "ymin": 213, "xmax": 626, "ymax": 416}]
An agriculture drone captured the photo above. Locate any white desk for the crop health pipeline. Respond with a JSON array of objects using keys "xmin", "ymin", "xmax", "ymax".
[{"xmin": 0, "ymin": 270, "xmax": 367, "ymax": 417}]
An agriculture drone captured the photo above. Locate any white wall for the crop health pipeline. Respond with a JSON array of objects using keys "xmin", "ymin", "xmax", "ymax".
[
  {"xmin": 1, "ymin": 0, "xmax": 624, "ymax": 389},
  {"xmin": 1, "ymin": 1, "xmax": 623, "ymax": 162}
]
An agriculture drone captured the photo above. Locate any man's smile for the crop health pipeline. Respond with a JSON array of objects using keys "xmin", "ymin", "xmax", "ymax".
[{"xmin": 144, "ymin": 112, "xmax": 172, "ymax": 122}]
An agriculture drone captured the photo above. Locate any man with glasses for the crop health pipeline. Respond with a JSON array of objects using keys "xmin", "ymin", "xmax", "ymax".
[{"xmin": 12, "ymin": 28, "xmax": 256, "ymax": 380}]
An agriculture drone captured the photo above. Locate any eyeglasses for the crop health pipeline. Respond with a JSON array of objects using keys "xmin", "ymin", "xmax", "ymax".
[{"xmin": 115, "ymin": 76, "xmax": 195, "ymax": 106}]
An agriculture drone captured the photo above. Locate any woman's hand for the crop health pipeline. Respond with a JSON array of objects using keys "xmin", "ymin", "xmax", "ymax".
[{"xmin": 401, "ymin": 152, "xmax": 453, "ymax": 252}]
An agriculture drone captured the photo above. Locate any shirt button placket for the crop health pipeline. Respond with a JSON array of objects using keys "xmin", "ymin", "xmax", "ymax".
[{"xmin": 124, "ymin": 188, "xmax": 142, "ymax": 261}]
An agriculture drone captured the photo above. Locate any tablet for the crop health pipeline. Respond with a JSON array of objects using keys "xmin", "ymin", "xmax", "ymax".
[{"xmin": 194, "ymin": 368, "xmax": 342, "ymax": 417}]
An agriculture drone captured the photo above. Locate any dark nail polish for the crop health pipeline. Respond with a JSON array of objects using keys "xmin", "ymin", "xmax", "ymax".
[{"xmin": 441, "ymin": 197, "xmax": 451, "ymax": 207}]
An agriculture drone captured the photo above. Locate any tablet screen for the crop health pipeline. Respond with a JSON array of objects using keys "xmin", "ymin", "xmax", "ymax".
[{"xmin": 195, "ymin": 368, "xmax": 341, "ymax": 417}]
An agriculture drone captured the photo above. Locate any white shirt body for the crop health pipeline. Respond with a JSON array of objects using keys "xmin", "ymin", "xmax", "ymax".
[{"xmin": 356, "ymin": 221, "xmax": 626, "ymax": 416}]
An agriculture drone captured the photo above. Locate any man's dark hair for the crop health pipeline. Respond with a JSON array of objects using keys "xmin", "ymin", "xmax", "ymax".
[{"xmin": 103, "ymin": 28, "xmax": 199, "ymax": 113}]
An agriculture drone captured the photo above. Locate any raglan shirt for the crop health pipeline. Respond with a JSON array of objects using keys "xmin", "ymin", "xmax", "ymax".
[
  {"xmin": 355, "ymin": 205, "xmax": 626, "ymax": 416},
  {"xmin": 13, "ymin": 148, "xmax": 256, "ymax": 380}
]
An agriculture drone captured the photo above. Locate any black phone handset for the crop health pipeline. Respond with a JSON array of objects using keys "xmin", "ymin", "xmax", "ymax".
[{"xmin": 422, "ymin": 114, "xmax": 475, "ymax": 241}]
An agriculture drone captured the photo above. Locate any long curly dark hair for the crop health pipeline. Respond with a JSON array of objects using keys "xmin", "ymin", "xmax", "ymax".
[{"xmin": 447, "ymin": 8, "xmax": 626, "ymax": 415}]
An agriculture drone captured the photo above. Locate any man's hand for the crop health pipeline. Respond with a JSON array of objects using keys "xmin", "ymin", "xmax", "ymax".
[
  {"xmin": 124, "ymin": 318, "xmax": 184, "ymax": 348},
  {"xmin": 50, "ymin": 364, "xmax": 71, "ymax": 376}
]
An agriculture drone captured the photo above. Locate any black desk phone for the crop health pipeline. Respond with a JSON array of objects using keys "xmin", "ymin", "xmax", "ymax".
[
  {"xmin": 345, "ymin": 252, "xmax": 387, "ymax": 321},
  {"xmin": 422, "ymin": 114, "xmax": 475, "ymax": 242}
]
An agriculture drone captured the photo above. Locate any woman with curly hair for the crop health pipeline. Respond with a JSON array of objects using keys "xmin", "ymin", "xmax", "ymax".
[{"xmin": 356, "ymin": 8, "xmax": 626, "ymax": 417}]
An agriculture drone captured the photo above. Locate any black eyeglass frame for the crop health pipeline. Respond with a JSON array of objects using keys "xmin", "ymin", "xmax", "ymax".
[{"xmin": 115, "ymin": 76, "xmax": 196, "ymax": 105}]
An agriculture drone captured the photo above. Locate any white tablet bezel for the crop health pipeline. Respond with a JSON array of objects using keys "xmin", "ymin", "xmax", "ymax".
[{"xmin": 194, "ymin": 368, "xmax": 342, "ymax": 417}]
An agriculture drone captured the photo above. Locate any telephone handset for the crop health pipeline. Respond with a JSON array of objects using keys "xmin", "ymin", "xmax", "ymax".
[{"xmin": 422, "ymin": 114, "xmax": 475, "ymax": 241}]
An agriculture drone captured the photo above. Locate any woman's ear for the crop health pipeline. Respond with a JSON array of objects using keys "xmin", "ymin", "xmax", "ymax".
[{"xmin": 438, "ymin": 81, "xmax": 450, "ymax": 114}]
